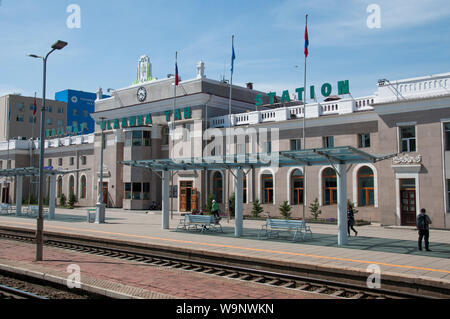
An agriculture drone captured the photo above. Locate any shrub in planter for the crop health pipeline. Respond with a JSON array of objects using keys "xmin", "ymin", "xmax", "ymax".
[
  {"xmin": 251, "ymin": 199, "xmax": 264, "ymax": 218},
  {"xmin": 68, "ymin": 193, "xmax": 77, "ymax": 209},
  {"xmin": 59, "ymin": 194, "xmax": 67, "ymax": 207},
  {"xmin": 279, "ymin": 200, "xmax": 292, "ymax": 219},
  {"xmin": 309, "ymin": 198, "xmax": 322, "ymax": 221}
]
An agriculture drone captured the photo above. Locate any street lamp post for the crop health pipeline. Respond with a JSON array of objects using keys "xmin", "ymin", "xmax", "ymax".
[
  {"xmin": 95, "ymin": 117, "xmax": 106, "ymax": 224},
  {"xmin": 28, "ymin": 40, "xmax": 67, "ymax": 261}
]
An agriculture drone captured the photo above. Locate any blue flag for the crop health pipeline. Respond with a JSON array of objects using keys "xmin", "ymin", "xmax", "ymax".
[{"xmin": 231, "ymin": 42, "xmax": 236, "ymax": 75}]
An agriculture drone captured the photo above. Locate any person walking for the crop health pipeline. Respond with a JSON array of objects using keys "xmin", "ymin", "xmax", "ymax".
[
  {"xmin": 211, "ymin": 199, "xmax": 221, "ymax": 221},
  {"xmin": 347, "ymin": 204, "xmax": 358, "ymax": 237},
  {"xmin": 417, "ymin": 208, "xmax": 432, "ymax": 251}
]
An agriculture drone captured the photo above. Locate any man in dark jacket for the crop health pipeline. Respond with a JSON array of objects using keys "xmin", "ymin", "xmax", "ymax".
[{"xmin": 417, "ymin": 208, "xmax": 432, "ymax": 251}]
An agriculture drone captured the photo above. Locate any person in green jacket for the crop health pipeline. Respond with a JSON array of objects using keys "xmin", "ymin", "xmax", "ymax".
[{"xmin": 211, "ymin": 200, "xmax": 221, "ymax": 220}]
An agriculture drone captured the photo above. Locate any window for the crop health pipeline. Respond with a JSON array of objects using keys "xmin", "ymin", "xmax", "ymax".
[
  {"xmin": 323, "ymin": 168, "xmax": 337, "ymax": 205},
  {"xmin": 358, "ymin": 166, "xmax": 374, "ymax": 206},
  {"xmin": 48, "ymin": 159, "xmax": 52, "ymax": 167},
  {"xmin": 58, "ymin": 107, "xmax": 64, "ymax": 114},
  {"xmin": 57, "ymin": 177, "xmax": 63, "ymax": 198},
  {"xmin": 358, "ymin": 133, "xmax": 370, "ymax": 148},
  {"xmin": 132, "ymin": 183, "xmax": 141, "ymax": 200},
  {"xmin": 47, "ymin": 106, "xmax": 52, "ymax": 113},
  {"xmin": 133, "ymin": 131, "xmax": 143, "ymax": 146},
  {"xmin": 58, "ymin": 158, "xmax": 63, "ymax": 166},
  {"xmin": 243, "ymin": 175, "xmax": 247, "ymax": 203},
  {"xmin": 81, "ymin": 156, "xmax": 87, "ymax": 165},
  {"xmin": 46, "ymin": 118, "xmax": 52, "ymax": 125},
  {"xmin": 17, "ymin": 102, "xmax": 24, "ymax": 111},
  {"xmin": 58, "ymin": 120, "xmax": 63, "ymax": 126},
  {"xmin": 445, "ymin": 123, "xmax": 450, "ymax": 151},
  {"xmin": 163, "ymin": 127, "xmax": 170, "ymax": 145},
  {"xmin": 213, "ymin": 172, "xmax": 223, "ymax": 203},
  {"xmin": 73, "ymin": 108, "xmax": 79, "ymax": 116},
  {"xmin": 70, "ymin": 157, "xmax": 74, "ymax": 166},
  {"xmin": 29, "ymin": 116, "xmax": 36, "ymax": 123},
  {"xmin": 125, "ymin": 131, "xmax": 132, "ymax": 147},
  {"xmin": 0, "ymin": 161, "xmax": 2, "ymax": 169},
  {"xmin": 323, "ymin": 136, "xmax": 334, "ymax": 148},
  {"xmin": 400, "ymin": 126, "xmax": 416, "ymax": 152},
  {"xmin": 80, "ymin": 176, "xmax": 87, "ymax": 199},
  {"xmin": 291, "ymin": 169, "xmax": 304, "ymax": 205},
  {"xmin": 290, "ymin": 139, "xmax": 301, "ymax": 151},
  {"xmin": 183, "ymin": 124, "xmax": 190, "ymax": 142},
  {"xmin": 83, "ymin": 110, "xmax": 89, "ymax": 117},
  {"xmin": 263, "ymin": 142, "xmax": 272, "ymax": 154},
  {"xmin": 143, "ymin": 131, "xmax": 151, "ymax": 146},
  {"xmin": 69, "ymin": 176, "xmax": 75, "ymax": 196},
  {"xmin": 16, "ymin": 115, "xmax": 24, "ymax": 122},
  {"xmin": 262, "ymin": 174, "xmax": 274, "ymax": 204},
  {"xmin": 125, "ymin": 183, "xmax": 131, "ymax": 199},
  {"xmin": 143, "ymin": 183, "xmax": 150, "ymax": 200}
]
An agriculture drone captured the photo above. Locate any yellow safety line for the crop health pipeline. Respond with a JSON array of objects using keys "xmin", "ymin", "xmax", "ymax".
[{"xmin": 2, "ymin": 220, "xmax": 450, "ymax": 274}]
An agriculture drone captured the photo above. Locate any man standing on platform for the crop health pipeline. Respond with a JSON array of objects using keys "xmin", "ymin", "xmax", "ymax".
[{"xmin": 417, "ymin": 208, "xmax": 432, "ymax": 251}]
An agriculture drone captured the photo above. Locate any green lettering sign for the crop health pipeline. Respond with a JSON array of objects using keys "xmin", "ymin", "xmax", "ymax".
[
  {"xmin": 121, "ymin": 118, "xmax": 128, "ymax": 128},
  {"xmin": 321, "ymin": 83, "xmax": 332, "ymax": 97},
  {"xmin": 113, "ymin": 119, "xmax": 120, "ymax": 129},
  {"xmin": 100, "ymin": 121, "xmax": 106, "ymax": 130},
  {"xmin": 165, "ymin": 111, "xmax": 171, "ymax": 122},
  {"xmin": 281, "ymin": 90, "xmax": 291, "ymax": 104},
  {"xmin": 129, "ymin": 116, "xmax": 136, "ymax": 127},
  {"xmin": 268, "ymin": 92, "xmax": 276, "ymax": 105},
  {"xmin": 255, "ymin": 94, "xmax": 263, "ymax": 107},
  {"xmin": 310, "ymin": 86, "xmax": 315, "ymax": 100},
  {"xmin": 145, "ymin": 114, "xmax": 152, "ymax": 125},
  {"xmin": 295, "ymin": 88, "xmax": 304, "ymax": 101},
  {"xmin": 136, "ymin": 115, "xmax": 143, "ymax": 126},
  {"xmin": 184, "ymin": 107, "xmax": 192, "ymax": 119},
  {"xmin": 338, "ymin": 80, "xmax": 350, "ymax": 95},
  {"xmin": 174, "ymin": 109, "xmax": 182, "ymax": 121},
  {"xmin": 107, "ymin": 120, "xmax": 112, "ymax": 130}
]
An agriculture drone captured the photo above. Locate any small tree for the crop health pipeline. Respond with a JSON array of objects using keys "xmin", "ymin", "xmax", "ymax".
[
  {"xmin": 279, "ymin": 200, "xmax": 292, "ymax": 219},
  {"xmin": 309, "ymin": 198, "xmax": 322, "ymax": 221},
  {"xmin": 59, "ymin": 194, "xmax": 67, "ymax": 207},
  {"xmin": 251, "ymin": 199, "xmax": 264, "ymax": 218},
  {"xmin": 229, "ymin": 192, "xmax": 235, "ymax": 217},
  {"xmin": 68, "ymin": 193, "xmax": 77, "ymax": 209}
]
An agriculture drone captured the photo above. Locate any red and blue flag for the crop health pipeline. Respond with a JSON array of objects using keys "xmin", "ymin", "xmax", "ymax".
[{"xmin": 304, "ymin": 24, "xmax": 309, "ymax": 58}]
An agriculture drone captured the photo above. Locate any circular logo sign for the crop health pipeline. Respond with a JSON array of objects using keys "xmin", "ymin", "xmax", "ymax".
[
  {"xmin": 137, "ymin": 87, "xmax": 147, "ymax": 102},
  {"xmin": 71, "ymin": 96, "xmax": 78, "ymax": 103}
]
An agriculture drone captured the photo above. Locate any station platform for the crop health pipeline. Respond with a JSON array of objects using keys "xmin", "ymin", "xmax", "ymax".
[{"xmin": 0, "ymin": 207, "xmax": 449, "ymax": 298}]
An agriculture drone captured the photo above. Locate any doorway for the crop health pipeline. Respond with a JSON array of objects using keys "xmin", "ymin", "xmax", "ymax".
[
  {"xmin": 400, "ymin": 179, "xmax": 416, "ymax": 226},
  {"xmin": 1, "ymin": 186, "xmax": 9, "ymax": 204},
  {"xmin": 180, "ymin": 181, "xmax": 196, "ymax": 212},
  {"xmin": 102, "ymin": 182, "xmax": 108, "ymax": 206}
]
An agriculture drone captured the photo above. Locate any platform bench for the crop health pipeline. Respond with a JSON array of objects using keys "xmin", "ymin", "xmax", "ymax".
[
  {"xmin": 0, "ymin": 204, "xmax": 12, "ymax": 215},
  {"xmin": 176, "ymin": 214, "xmax": 223, "ymax": 233},
  {"xmin": 25, "ymin": 205, "xmax": 48, "ymax": 218},
  {"xmin": 258, "ymin": 218, "xmax": 312, "ymax": 241}
]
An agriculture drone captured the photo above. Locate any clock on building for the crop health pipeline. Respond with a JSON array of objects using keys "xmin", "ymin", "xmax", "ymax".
[{"xmin": 137, "ymin": 87, "xmax": 147, "ymax": 102}]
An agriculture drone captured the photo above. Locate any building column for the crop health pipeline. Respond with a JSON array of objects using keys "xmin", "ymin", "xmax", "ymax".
[
  {"xmin": 49, "ymin": 174, "xmax": 56, "ymax": 220},
  {"xmin": 234, "ymin": 168, "xmax": 243, "ymax": 237},
  {"xmin": 337, "ymin": 163, "xmax": 348, "ymax": 246},
  {"xmin": 162, "ymin": 170, "xmax": 170, "ymax": 229},
  {"xmin": 15, "ymin": 176, "xmax": 23, "ymax": 216}
]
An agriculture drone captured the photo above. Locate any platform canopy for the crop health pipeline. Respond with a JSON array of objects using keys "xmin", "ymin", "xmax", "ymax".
[
  {"xmin": 119, "ymin": 146, "xmax": 394, "ymax": 171},
  {"xmin": 0, "ymin": 167, "xmax": 90, "ymax": 177}
]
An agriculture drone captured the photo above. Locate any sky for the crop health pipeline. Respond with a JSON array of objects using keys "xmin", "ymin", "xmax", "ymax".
[{"xmin": 0, "ymin": 0, "xmax": 450, "ymax": 101}]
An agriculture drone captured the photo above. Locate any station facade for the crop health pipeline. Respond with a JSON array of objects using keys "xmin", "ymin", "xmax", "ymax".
[{"xmin": 1, "ymin": 56, "xmax": 449, "ymax": 229}]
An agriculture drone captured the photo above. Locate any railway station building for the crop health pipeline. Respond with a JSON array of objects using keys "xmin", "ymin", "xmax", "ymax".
[{"xmin": 1, "ymin": 55, "xmax": 449, "ymax": 229}]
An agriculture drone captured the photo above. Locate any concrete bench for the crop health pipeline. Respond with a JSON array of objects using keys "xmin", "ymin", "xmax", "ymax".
[
  {"xmin": 176, "ymin": 214, "xmax": 223, "ymax": 233},
  {"xmin": 259, "ymin": 218, "xmax": 312, "ymax": 241}
]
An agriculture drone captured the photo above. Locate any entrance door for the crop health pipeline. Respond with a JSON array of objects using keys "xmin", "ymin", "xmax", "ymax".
[
  {"xmin": 400, "ymin": 179, "xmax": 416, "ymax": 226},
  {"xmin": 191, "ymin": 188, "xmax": 198, "ymax": 211},
  {"xmin": 180, "ymin": 181, "xmax": 193, "ymax": 212},
  {"xmin": 102, "ymin": 182, "xmax": 108, "ymax": 206},
  {"xmin": 1, "ymin": 186, "xmax": 9, "ymax": 204}
]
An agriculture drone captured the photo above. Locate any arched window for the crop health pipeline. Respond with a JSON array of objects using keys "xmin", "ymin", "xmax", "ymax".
[
  {"xmin": 212, "ymin": 172, "xmax": 223, "ymax": 203},
  {"xmin": 80, "ymin": 176, "xmax": 87, "ymax": 199},
  {"xmin": 57, "ymin": 176, "xmax": 63, "ymax": 198},
  {"xmin": 358, "ymin": 166, "xmax": 374, "ymax": 206},
  {"xmin": 69, "ymin": 175, "xmax": 75, "ymax": 197},
  {"xmin": 262, "ymin": 173, "xmax": 273, "ymax": 204},
  {"xmin": 323, "ymin": 168, "xmax": 337, "ymax": 205},
  {"xmin": 291, "ymin": 169, "xmax": 304, "ymax": 205}
]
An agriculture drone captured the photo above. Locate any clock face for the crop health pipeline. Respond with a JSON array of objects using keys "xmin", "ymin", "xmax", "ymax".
[{"xmin": 137, "ymin": 87, "xmax": 147, "ymax": 102}]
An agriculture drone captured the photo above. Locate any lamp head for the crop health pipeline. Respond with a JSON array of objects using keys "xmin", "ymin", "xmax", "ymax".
[{"xmin": 51, "ymin": 40, "xmax": 68, "ymax": 50}]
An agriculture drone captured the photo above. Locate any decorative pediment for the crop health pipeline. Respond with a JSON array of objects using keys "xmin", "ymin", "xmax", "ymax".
[{"xmin": 392, "ymin": 154, "xmax": 422, "ymax": 165}]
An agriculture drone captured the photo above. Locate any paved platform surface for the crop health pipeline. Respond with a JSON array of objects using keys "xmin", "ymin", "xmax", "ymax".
[{"xmin": 0, "ymin": 208, "xmax": 449, "ymax": 297}]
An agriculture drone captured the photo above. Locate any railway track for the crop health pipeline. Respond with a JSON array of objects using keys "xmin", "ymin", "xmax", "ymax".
[
  {"xmin": 0, "ymin": 226, "xmax": 447, "ymax": 299},
  {"xmin": 0, "ymin": 284, "xmax": 48, "ymax": 299}
]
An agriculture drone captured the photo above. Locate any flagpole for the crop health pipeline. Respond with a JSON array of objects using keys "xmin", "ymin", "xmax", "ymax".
[
  {"xmin": 302, "ymin": 14, "xmax": 308, "ymax": 221},
  {"xmin": 226, "ymin": 35, "xmax": 235, "ymax": 223},
  {"xmin": 171, "ymin": 51, "xmax": 177, "ymax": 220}
]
